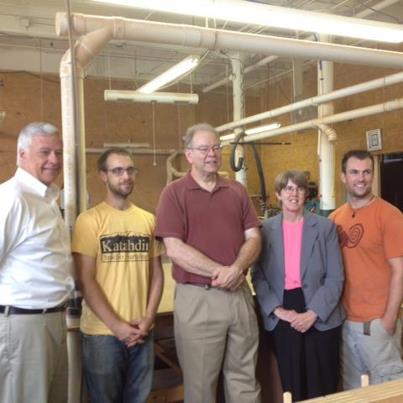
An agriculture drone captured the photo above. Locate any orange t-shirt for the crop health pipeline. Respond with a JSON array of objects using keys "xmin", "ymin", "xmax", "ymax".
[{"xmin": 330, "ymin": 197, "xmax": 403, "ymax": 322}]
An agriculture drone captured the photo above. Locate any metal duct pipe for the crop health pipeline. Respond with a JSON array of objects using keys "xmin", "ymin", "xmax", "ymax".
[{"xmin": 55, "ymin": 13, "xmax": 403, "ymax": 70}]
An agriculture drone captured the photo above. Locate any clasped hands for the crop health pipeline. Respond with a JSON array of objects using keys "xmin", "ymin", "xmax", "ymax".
[
  {"xmin": 274, "ymin": 306, "xmax": 318, "ymax": 333},
  {"xmin": 112, "ymin": 316, "xmax": 153, "ymax": 348},
  {"xmin": 211, "ymin": 265, "xmax": 245, "ymax": 291}
]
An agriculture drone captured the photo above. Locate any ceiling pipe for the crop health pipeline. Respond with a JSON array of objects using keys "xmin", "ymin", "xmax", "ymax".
[
  {"xmin": 60, "ymin": 24, "xmax": 113, "ymax": 232},
  {"xmin": 234, "ymin": 97, "xmax": 403, "ymax": 144},
  {"xmin": 202, "ymin": 0, "xmax": 399, "ymax": 94},
  {"xmin": 217, "ymin": 70, "xmax": 403, "ymax": 136},
  {"xmin": 203, "ymin": 55, "xmax": 278, "ymax": 93},
  {"xmin": 55, "ymin": 13, "xmax": 403, "ymax": 70}
]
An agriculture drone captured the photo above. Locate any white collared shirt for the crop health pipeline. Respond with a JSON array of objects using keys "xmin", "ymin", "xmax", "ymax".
[{"xmin": 0, "ymin": 168, "xmax": 74, "ymax": 308}]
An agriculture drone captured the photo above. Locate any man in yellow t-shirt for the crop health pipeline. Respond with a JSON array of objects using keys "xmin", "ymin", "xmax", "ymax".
[
  {"xmin": 72, "ymin": 148, "xmax": 164, "ymax": 403},
  {"xmin": 330, "ymin": 149, "xmax": 403, "ymax": 390}
]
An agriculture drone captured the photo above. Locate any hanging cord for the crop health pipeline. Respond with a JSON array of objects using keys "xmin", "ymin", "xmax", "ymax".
[{"xmin": 250, "ymin": 143, "xmax": 268, "ymax": 217}]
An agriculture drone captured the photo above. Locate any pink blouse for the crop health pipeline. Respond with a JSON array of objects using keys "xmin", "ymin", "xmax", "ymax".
[{"xmin": 283, "ymin": 219, "xmax": 304, "ymax": 290}]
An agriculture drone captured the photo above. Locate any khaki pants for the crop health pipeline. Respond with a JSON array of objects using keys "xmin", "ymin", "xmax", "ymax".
[
  {"xmin": 174, "ymin": 282, "xmax": 261, "ymax": 403},
  {"xmin": 342, "ymin": 319, "xmax": 403, "ymax": 390},
  {"xmin": 0, "ymin": 311, "xmax": 68, "ymax": 403}
]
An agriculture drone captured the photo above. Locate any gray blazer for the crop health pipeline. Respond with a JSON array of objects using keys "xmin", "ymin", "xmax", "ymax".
[{"xmin": 252, "ymin": 212, "xmax": 345, "ymax": 332}]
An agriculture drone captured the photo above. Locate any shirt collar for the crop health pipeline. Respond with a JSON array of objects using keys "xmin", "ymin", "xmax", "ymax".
[
  {"xmin": 15, "ymin": 168, "xmax": 60, "ymax": 201},
  {"xmin": 184, "ymin": 171, "xmax": 229, "ymax": 191}
]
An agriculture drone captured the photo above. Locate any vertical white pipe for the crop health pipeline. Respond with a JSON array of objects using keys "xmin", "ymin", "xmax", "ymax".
[
  {"xmin": 60, "ymin": 25, "xmax": 112, "ymax": 403},
  {"xmin": 231, "ymin": 53, "xmax": 247, "ymax": 185},
  {"xmin": 318, "ymin": 35, "xmax": 335, "ymax": 213},
  {"xmin": 77, "ymin": 75, "xmax": 88, "ymax": 213},
  {"xmin": 60, "ymin": 51, "xmax": 80, "ymax": 232}
]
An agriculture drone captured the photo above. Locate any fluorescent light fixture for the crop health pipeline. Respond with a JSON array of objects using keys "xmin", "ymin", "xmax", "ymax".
[
  {"xmin": 137, "ymin": 55, "xmax": 200, "ymax": 94},
  {"xmin": 104, "ymin": 90, "xmax": 199, "ymax": 104},
  {"xmin": 220, "ymin": 123, "xmax": 281, "ymax": 142},
  {"xmin": 92, "ymin": 0, "xmax": 403, "ymax": 43}
]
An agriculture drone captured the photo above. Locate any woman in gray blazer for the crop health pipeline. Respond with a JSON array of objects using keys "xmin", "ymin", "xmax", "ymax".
[{"xmin": 252, "ymin": 170, "xmax": 345, "ymax": 402}]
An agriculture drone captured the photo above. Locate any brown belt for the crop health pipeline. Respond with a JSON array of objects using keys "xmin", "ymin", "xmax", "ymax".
[{"xmin": 185, "ymin": 282, "xmax": 212, "ymax": 290}]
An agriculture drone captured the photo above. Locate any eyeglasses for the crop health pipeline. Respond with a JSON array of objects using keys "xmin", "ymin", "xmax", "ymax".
[
  {"xmin": 105, "ymin": 166, "xmax": 138, "ymax": 176},
  {"xmin": 283, "ymin": 185, "xmax": 305, "ymax": 194},
  {"xmin": 188, "ymin": 144, "xmax": 222, "ymax": 155}
]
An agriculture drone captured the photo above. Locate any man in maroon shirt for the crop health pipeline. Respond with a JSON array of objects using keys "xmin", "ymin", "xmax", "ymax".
[{"xmin": 156, "ymin": 123, "xmax": 261, "ymax": 403}]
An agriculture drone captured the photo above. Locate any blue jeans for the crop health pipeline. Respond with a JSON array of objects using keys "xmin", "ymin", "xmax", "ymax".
[{"xmin": 81, "ymin": 332, "xmax": 154, "ymax": 403}]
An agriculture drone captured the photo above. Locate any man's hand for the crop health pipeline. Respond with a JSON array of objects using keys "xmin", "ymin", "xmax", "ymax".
[
  {"xmin": 290, "ymin": 310, "xmax": 318, "ymax": 333},
  {"xmin": 132, "ymin": 316, "xmax": 154, "ymax": 339},
  {"xmin": 380, "ymin": 315, "xmax": 397, "ymax": 336},
  {"xmin": 110, "ymin": 320, "xmax": 144, "ymax": 348},
  {"xmin": 274, "ymin": 306, "xmax": 298, "ymax": 323},
  {"xmin": 211, "ymin": 265, "xmax": 245, "ymax": 291}
]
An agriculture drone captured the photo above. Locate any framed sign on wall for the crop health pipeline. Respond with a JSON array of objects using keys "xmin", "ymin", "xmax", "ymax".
[{"xmin": 366, "ymin": 128, "xmax": 383, "ymax": 152}]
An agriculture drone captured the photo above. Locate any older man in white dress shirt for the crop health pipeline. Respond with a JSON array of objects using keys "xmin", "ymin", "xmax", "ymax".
[{"xmin": 0, "ymin": 122, "xmax": 74, "ymax": 403}]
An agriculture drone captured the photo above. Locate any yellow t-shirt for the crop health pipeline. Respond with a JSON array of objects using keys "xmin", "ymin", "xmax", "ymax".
[{"xmin": 72, "ymin": 202, "xmax": 164, "ymax": 335}]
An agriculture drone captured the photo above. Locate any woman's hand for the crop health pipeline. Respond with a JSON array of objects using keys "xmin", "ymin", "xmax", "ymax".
[
  {"xmin": 274, "ymin": 306, "xmax": 298, "ymax": 322},
  {"xmin": 290, "ymin": 310, "xmax": 318, "ymax": 333}
]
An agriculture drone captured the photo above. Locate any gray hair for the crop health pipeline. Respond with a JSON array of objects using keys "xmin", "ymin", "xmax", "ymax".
[
  {"xmin": 17, "ymin": 122, "xmax": 59, "ymax": 166},
  {"xmin": 182, "ymin": 123, "xmax": 219, "ymax": 148}
]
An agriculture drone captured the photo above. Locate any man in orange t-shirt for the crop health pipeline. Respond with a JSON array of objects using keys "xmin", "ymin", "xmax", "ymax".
[{"xmin": 330, "ymin": 149, "xmax": 403, "ymax": 390}]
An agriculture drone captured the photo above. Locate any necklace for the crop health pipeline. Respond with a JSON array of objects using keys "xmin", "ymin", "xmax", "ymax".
[{"xmin": 350, "ymin": 195, "xmax": 375, "ymax": 218}]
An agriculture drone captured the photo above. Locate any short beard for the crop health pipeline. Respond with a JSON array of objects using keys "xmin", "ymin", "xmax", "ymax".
[{"xmin": 108, "ymin": 183, "xmax": 133, "ymax": 199}]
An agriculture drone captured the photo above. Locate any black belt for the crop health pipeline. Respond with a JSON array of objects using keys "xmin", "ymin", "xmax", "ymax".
[{"xmin": 0, "ymin": 304, "xmax": 66, "ymax": 315}]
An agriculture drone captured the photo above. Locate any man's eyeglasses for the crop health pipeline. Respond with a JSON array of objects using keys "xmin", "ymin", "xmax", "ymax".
[
  {"xmin": 105, "ymin": 166, "xmax": 138, "ymax": 176},
  {"xmin": 188, "ymin": 144, "xmax": 222, "ymax": 155},
  {"xmin": 283, "ymin": 185, "xmax": 305, "ymax": 194}
]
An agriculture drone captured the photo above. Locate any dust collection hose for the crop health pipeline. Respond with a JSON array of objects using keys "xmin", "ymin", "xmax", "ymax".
[{"xmin": 230, "ymin": 132, "xmax": 267, "ymax": 216}]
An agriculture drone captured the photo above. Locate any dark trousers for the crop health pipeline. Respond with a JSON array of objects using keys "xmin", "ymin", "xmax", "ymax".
[{"xmin": 270, "ymin": 288, "xmax": 341, "ymax": 402}]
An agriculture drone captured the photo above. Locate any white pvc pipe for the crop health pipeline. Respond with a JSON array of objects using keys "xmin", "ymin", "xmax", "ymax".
[
  {"xmin": 203, "ymin": 55, "xmax": 278, "ymax": 93},
  {"xmin": 317, "ymin": 37, "xmax": 336, "ymax": 212},
  {"xmin": 231, "ymin": 53, "xmax": 247, "ymax": 185},
  {"xmin": 217, "ymin": 71, "xmax": 403, "ymax": 135},
  {"xmin": 55, "ymin": 13, "xmax": 403, "ymax": 70},
  {"xmin": 60, "ymin": 25, "xmax": 113, "ymax": 403},
  {"xmin": 203, "ymin": 0, "xmax": 400, "ymax": 94},
  {"xmin": 237, "ymin": 97, "xmax": 403, "ymax": 143},
  {"xmin": 60, "ymin": 51, "xmax": 80, "ymax": 232}
]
